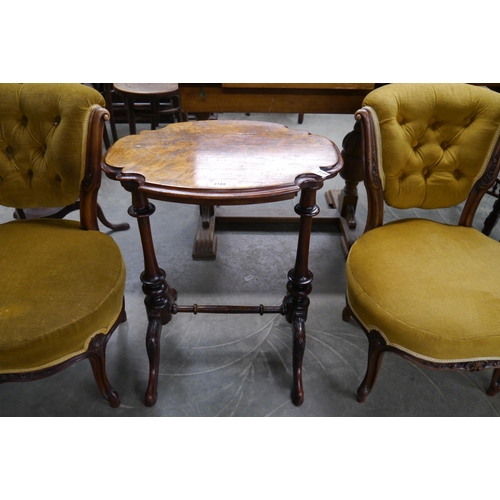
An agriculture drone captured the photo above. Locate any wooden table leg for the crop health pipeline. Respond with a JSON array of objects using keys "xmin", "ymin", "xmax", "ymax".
[
  {"xmin": 336, "ymin": 120, "xmax": 366, "ymax": 255},
  {"xmin": 128, "ymin": 189, "xmax": 176, "ymax": 406},
  {"xmin": 192, "ymin": 205, "xmax": 217, "ymax": 259},
  {"xmin": 283, "ymin": 184, "xmax": 320, "ymax": 406}
]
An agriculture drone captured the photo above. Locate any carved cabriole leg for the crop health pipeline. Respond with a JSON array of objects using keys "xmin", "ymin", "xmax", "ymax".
[
  {"xmin": 341, "ymin": 301, "xmax": 386, "ymax": 402},
  {"xmin": 88, "ymin": 333, "xmax": 120, "ymax": 408},
  {"xmin": 128, "ymin": 189, "xmax": 176, "ymax": 407},
  {"xmin": 487, "ymin": 369, "xmax": 500, "ymax": 396},
  {"xmin": 357, "ymin": 330, "xmax": 386, "ymax": 403},
  {"xmin": 284, "ymin": 185, "xmax": 319, "ymax": 406},
  {"xmin": 337, "ymin": 120, "xmax": 365, "ymax": 255}
]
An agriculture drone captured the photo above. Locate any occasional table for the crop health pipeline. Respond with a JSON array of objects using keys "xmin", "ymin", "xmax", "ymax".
[{"xmin": 102, "ymin": 120, "xmax": 343, "ymax": 407}]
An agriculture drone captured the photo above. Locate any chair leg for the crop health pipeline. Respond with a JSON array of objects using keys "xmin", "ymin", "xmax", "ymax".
[
  {"xmin": 123, "ymin": 96, "xmax": 137, "ymax": 135},
  {"xmin": 151, "ymin": 98, "xmax": 159, "ymax": 130},
  {"xmin": 487, "ymin": 368, "xmax": 500, "ymax": 396},
  {"xmin": 342, "ymin": 305, "xmax": 351, "ymax": 322},
  {"xmin": 87, "ymin": 333, "xmax": 120, "ymax": 408},
  {"xmin": 97, "ymin": 203, "xmax": 130, "ymax": 231},
  {"xmin": 15, "ymin": 203, "xmax": 129, "ymax": 232},
  {"xmin": 103, "ymin": 83, "xmax": 118, "ymax": 142},
  {"xmin": 357, "ymin": 330, "xmax": 386, "ymax": 402},
  {"xmin": 482, "ymin": 196, "xmax": 500, "ymax": 237},
  {"xmin": 175, "ymin": 95, "xmax": 183, "ymax": 122}
]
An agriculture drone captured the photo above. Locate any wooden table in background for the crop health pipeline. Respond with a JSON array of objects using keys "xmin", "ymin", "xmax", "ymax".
[{"xmin": 179, "ymin": 83, "xmax": 374, "ymax": 117}]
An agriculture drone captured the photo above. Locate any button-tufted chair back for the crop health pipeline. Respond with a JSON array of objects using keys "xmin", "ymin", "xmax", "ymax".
[
  {"xmin": 0, "ymin": 83, "xmax": 106, "ymax": 209},
  {"xmin": 363, "ymin": 83, "xmax": 500, "ymax": 209}
]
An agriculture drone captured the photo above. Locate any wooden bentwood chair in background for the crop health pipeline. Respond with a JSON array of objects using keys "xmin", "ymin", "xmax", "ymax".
[
  {"xmin": 0, "ymin": 83, "xmax": 127, "ymax": 407},
  {"xmin": 112, "ymin": 83, "xmax": 183, "ymax": 135},
  {"xmin": 342, "ymin": 83, "xmax": 500, "ymax": 402}
]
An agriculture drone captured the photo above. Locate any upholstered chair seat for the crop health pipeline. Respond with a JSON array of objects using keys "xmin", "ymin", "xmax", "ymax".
[
  {"xmin": 0, "ymin": 219, "xmax": 125, "ymax": 373},
  {"xmin": 342, "ymin": 83, "xmax": 500, "ymax": 403},
  {"xmin": 347, "ymin": 219, "xmax": 500, "ymax": 362}
]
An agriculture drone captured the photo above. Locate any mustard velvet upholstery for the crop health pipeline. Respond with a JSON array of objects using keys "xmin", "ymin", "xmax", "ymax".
[
  {"xmin": 363, "ymin": 84, "xmax": 500, "ymax": 209},
  {"xmin": 0, "ymin": 219, "xmax": 126, "ymax": 372},
  {"xmin": 0, "ymin": 83, "xmax": 126, "ymax": 406},
  {"xmin": 344, "ymin": 84, "xmax": 500, "ymax": 401},
  {"xmin": 346, "ymin": 219, "xmax": 500, "ymax": 362},
  {"xmin": 0, "ymin": 83, "xmax": 106, "ymax": 209}
]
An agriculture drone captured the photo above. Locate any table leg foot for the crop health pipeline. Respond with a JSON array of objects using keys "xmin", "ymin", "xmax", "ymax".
[
  {"xmin": 145, "ymin": 317, "xmax": 162, "ymax": 407},
  {"xmin": 291, "ymin": 316, "xmax": 305, "ymax": 406}
]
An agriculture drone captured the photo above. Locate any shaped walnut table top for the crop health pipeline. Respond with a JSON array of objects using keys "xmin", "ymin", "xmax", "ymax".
[{"xmin": 103, "ymin": 120, "xmax": 341, "ymax": 204}]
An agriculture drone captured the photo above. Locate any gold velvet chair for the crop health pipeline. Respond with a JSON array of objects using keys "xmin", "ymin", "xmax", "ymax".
[
  {"xmin": 0, "ymin": 83, "xmax": 127, "ymax": 407},
  {"xmin": 343, "ymin": 83, "xmax": 500, "ymax": 402}
]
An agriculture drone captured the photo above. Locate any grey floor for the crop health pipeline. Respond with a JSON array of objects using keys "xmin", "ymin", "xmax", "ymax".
[{"xmin": 2, "ymin": 112, "xmax": 500, "ymax": 417}]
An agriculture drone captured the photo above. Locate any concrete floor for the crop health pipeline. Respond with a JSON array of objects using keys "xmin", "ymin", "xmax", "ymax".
[{"xmin": 2, "ymin": 112, "xmax": 500, "ymax": 417}]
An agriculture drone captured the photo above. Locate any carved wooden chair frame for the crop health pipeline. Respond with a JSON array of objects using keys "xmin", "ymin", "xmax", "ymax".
[
  {"xmin": 0, "ymin": 105, "xmax": 127, "ymax": 408},
  {"xmin": 343, "ymin": 106, "xmax": 500, "ymax": 402}
]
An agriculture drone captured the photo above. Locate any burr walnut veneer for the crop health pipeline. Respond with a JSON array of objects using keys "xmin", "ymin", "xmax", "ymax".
[{"xmin": 102, "ymin": 120, "xmax": 343, "ymax": 407}]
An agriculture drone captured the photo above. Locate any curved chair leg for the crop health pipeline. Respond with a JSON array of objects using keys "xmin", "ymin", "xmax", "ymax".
[
  {"xmin": 88, "ymin": 333, "xmax": 120, "ymax": 408},
  {"xmin": 15, "ymin": 203, "xmax": 130, "ymax": 232},
  {"xmin": 97, "ymin": 203, "xmax": 130, "ymax": 231},
  {"xmin": 357, "ymin": 330, "xmax": 386, "ymax": 402},
  {"xmin": 103, "ymin": 83, "xmax": 118, "ymax": 143},
  {"xmin": 342, "ymin": 305, "xmax": 351, "ymax": 322},
  {"xmin": 487, "ymin": 368, "xmax": 500, "ymax": 396},
  {"xmin": 482, "ymin": 196, "xmax": 500, "ymax": 237}
]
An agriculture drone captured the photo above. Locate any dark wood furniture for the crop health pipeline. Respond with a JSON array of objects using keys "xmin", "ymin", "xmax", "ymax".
[
  {"xmin": 91, "ymin": 84, "xmax": 119, "ymax": 147},
  {"xmin": 179, "ymin": 83, "xmax": 374, "ymax": 117},
  {"xmin": 14, "ymin": 201, "xmax": 130, "ymax": 232},
  {"xmin": 102, "ymin": 120, "xmax": 343, "ymax": 407},
  {"xmin": 482, "ymin": 177, "xmax": 500, "ymax": 239},
  {"xmin": 113, "ymin": 83, "xmax": 183, "ymax": 135}
]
